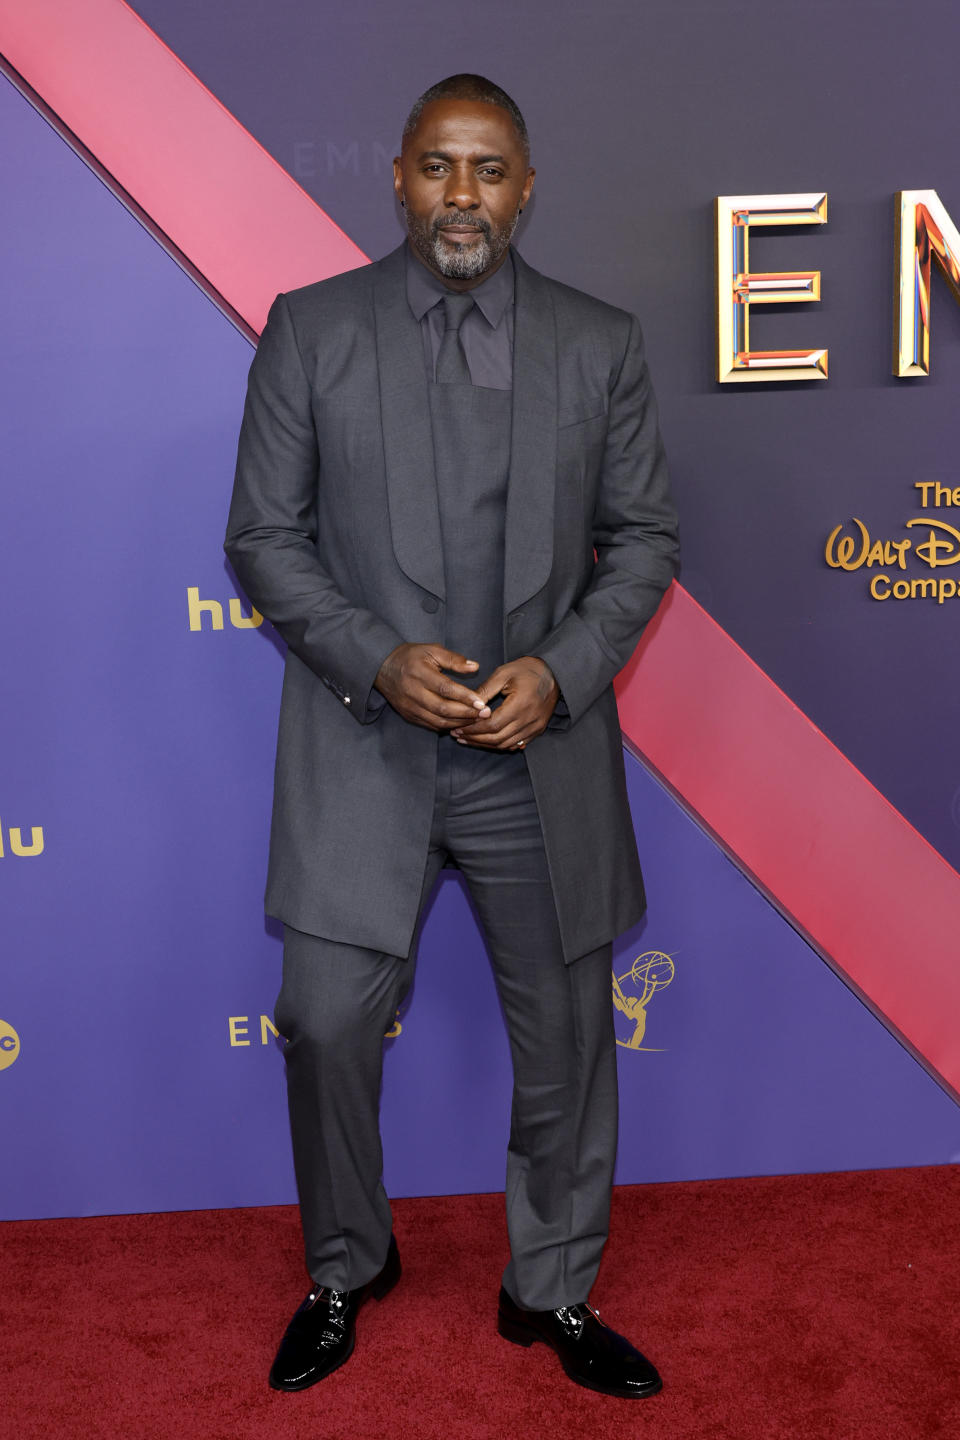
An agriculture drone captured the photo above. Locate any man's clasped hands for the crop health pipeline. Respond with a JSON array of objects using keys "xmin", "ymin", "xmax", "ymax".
[{"xmin": 375, "ymin": 643, "xmax": 559, "ymax": 752}]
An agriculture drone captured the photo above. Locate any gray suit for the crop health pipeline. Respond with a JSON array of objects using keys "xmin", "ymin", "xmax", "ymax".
[
  {"xmin": 225, "ymin": 242, "xmax": 679, "ymax": 962},
  {"xmin": 225, "ymin": 240, "xmax": 678, "ymax": 1307}
]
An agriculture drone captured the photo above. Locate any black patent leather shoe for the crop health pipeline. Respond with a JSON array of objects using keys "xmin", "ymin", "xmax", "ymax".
[
  {"xmin": 497, "ymin": 1286, "xmax": 662, "ymax": 1398},
  {"xmin": 268, "ymin": 1235, "xmax": 401, "ymax": 1391}
]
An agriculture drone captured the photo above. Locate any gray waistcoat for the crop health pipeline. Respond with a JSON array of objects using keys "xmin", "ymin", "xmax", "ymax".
[{"xmin": 427, "ymin": 381, "xmax": 513, "ymax": 684}]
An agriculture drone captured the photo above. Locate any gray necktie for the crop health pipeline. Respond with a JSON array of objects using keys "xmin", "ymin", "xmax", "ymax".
[{"xmin": 435, "ymin": 293, "xmax": 474, "ymax": 384}]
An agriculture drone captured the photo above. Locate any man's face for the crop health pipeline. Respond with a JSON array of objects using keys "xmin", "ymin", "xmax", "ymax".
[{"xmin": 393, "ymin": 99, "xmax": 535, "ymax": 287}]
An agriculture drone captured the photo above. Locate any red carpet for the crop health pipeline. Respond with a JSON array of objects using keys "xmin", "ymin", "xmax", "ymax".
[{"xmin": 5, "ymin": 1167, "xmax": 959, "ymax": 1439}]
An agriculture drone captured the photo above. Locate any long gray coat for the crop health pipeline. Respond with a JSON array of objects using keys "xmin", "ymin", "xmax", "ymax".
[{"xmin": 225, "ymin": 242, "xmax": 679, "ymax": 962}]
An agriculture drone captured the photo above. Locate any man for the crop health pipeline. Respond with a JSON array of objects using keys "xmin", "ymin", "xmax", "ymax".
[{"xmin": 225, "ymin": 74, "xmax": 679, "ymax": 1400}]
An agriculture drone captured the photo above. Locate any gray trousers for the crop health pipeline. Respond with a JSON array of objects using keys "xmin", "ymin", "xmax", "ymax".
[{"xmin": 274, "ymin": 741, "xmax": 618, "ymax": 1311}]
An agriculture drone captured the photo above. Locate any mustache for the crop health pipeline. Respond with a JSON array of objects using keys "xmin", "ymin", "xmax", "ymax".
[{"xmin": 433, "ymin": 213, "xmax": 492, "ymax": 237}]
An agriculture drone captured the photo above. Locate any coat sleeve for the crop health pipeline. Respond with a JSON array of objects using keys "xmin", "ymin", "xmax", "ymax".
[
  {"xmin": 534, "ymin": 313, "xmax": 680, "ymax": 726},
  {"xmin": 224, "ymin": 292, "xmax": 404, "ymax": 724}
]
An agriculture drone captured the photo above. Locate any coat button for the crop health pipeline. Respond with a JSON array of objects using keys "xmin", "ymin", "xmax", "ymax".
[{"xmin": 421, "ymin": 597, "xmax": 439, "ymax": 613}]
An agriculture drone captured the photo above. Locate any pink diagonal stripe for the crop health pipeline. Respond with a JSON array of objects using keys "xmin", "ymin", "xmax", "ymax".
[
  {"xmin": 0, "ymin": 0, "xmax": 366, "ymax": 334},
  {"xmin": 617, "ymin": 586, "xmax": 960, "ymax": 1093}
]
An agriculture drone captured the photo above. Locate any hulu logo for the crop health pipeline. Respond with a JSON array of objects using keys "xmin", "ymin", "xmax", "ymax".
[
  {"xmin": 0, "ymin": 820, "xmax": 44, "ymax": 857},
  {"xmin": 187, "ymin": 587, "xmax": 263, "ymax": 631}
]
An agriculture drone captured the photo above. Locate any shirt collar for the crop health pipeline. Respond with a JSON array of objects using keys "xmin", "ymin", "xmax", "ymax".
[{"xmin": 405, "ymin": 240, "xmax": 515, "ymax": 329}]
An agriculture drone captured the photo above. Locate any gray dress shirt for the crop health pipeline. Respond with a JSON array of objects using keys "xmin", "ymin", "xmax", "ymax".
[{"xmin": 405, "ymin": 243, "xmax": 514, "ymax": 389}]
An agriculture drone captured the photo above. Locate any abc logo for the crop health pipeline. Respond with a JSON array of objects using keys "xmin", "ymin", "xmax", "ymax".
[{"xmin": 0, "ymin": 1019, "xmax": 20, "ymax": 1070}]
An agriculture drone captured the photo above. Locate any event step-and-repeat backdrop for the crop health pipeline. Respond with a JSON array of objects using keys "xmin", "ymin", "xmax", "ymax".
[{"xmin": 3, "ymin": 0, "xmax": 960, "ymax": 1219}]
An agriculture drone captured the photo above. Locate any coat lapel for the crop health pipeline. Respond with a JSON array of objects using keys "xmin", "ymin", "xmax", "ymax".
[
  {"xmin": 374, "ymin": 243, "xmax": 445, "ymax": 598},
  {"xmin": 504, "ymin": 250, "xmax": 558, "ymax": 614}
]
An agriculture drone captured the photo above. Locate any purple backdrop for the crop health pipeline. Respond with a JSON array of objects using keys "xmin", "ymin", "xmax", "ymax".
[{"xmin": 3, "ymin": 0, "xmax": 960, "ymax": 1222}]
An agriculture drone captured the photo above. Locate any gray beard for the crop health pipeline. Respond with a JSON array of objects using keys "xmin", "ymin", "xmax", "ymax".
[{"xmin": 407, "ymin": 212, "xmax": 518, "ymax": 280}]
